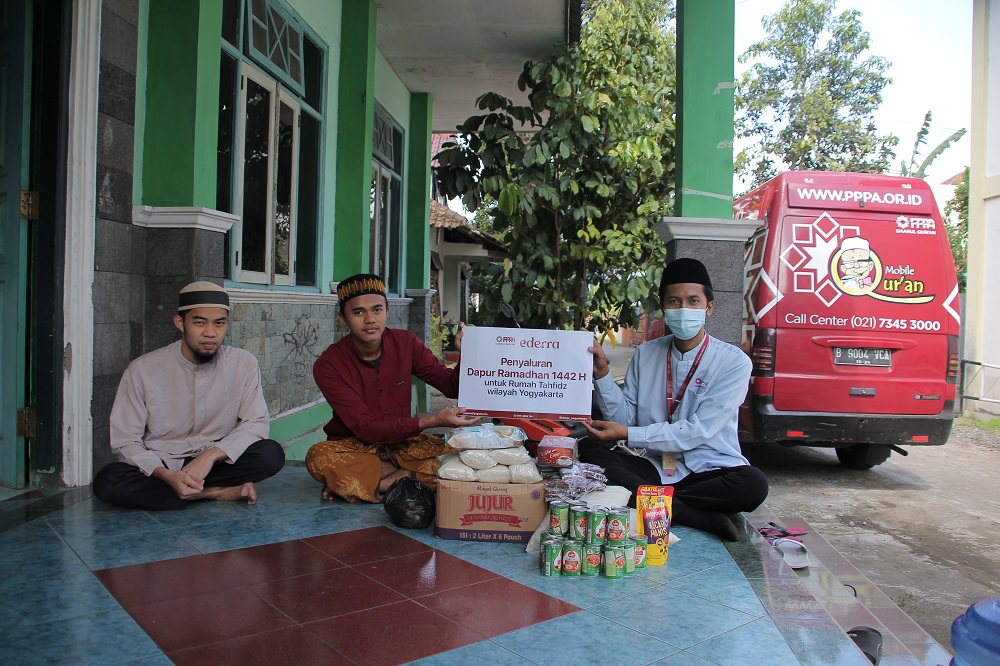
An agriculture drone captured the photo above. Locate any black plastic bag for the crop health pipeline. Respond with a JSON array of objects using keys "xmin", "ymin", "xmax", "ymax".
[{"xmin": 382, "ymin": 477, "xmax": 435, "ymax": 529}]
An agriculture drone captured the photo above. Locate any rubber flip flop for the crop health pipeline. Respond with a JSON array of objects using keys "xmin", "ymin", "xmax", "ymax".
[
  {"xmin": 757, "ymin": 522, "xmax": 807, "ymax": 543},
  {"xmin": 773, "ymin": 537, "xmax": 810, "ymax": 569},
  {"xmin": 846, "ymin": 626, "xmax": 883, "ymax": 664}
]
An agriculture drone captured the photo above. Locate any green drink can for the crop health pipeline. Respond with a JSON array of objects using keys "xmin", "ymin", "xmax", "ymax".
[
  {"xmin": 541, "ymin": 540, "xmax": 563, "ymax": 576},
  {"xmin": 581, "ymin": 543, "xmax": 602, "ymax": 577},
  {"xmin": 549, "ymin": 501, "xmax": 570, "ymax": 535},
  {"xmin": 623, "ymin": 540, "xmax": 636, "ymax": 576},
  {"xmin": 586, "ymin": 508, "xmax": 608, "ymax": 544},
  {"xmin": 569, "ymin": 505, "xmax": 589, "ymax": 541},
  {"xmin": 631, "ymin": 534, "xmax": 648, "ymax": 569},
  {"xmin": 602, "ymin": 544, "xmax": 624, "ymax": 579},
  {"xmin": 612, "ymin": 506, "xmax": 632, "ymax": 534},
  {"xmin": 561, "ymin": 540, "xmax": 583, "ymax": 576},
  {"xmin": 606, "ymin": 507, "xmax": 629, "ymax": 544}
]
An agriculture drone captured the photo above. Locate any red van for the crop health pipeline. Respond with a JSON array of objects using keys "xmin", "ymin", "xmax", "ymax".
[{"xmin": 733, "ymin": 171, "xmax": 961, "ymax": 469}]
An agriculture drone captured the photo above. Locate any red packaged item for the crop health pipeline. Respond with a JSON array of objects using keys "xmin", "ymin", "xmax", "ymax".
[{"xmin": 536, "ymin": 435, "xmax": 578, "ymax": 467}]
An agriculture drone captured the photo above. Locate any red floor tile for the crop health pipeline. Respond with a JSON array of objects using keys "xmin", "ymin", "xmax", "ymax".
[
  {"xmin": 250, "ymin": 566, "xmax": 405, "ymax": 623},
  {"xmin": 168, "ymin": 626, "xmax": 353, "ymax": 666},
  {"xmin": 127, "ymin": 586, "xmax": 295, "ymax": 652},
  {"xmin": 305, "ymin": 599, "xmax": 486, "ymax": 665},
  {"xmin": 205, "ymin": 539, "xmax": 345, "ymax": 585},
  {"xmin": 357, "ymin": 549, "xmax": 500, "ymax": 598},
  {"xmin": 94, "ymin": 554, "xmax": 239, "ymax": 608},
  {"xmin": 417, "ymin": 577, "xmax": 581, "ymax": 638},
  {"xmin": 304, "ymin": 526, "xmax": 432, "ymax": 565}
]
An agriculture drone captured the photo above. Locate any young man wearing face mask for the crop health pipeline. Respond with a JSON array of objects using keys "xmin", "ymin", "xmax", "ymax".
[{"xmin": 582, "ymin": 258, "xmax": 768, "ymax": 541}]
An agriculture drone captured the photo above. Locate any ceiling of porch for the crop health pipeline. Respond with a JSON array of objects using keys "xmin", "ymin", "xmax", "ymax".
[{"xmin": 375, "ymin": 0, "xmax": 580, "ymax": 133}]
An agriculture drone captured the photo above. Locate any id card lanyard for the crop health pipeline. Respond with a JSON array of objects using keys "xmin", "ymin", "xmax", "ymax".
[
  {"xmin": 666, "ymin": 334, "xmax": 710, "ymax": 423},
  {"xmin": 662, "ymin": 334, "xmax": 709, "ymax": 476}
]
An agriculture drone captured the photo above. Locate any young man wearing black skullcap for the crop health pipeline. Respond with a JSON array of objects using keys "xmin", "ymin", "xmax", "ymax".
[
  {"xmin": 93, "ymin": 282, "xmax": 285, "ymax": 510},
  {"xmin": 582, "ymin": 258, "xmax": 768, "ymax": 540},
  {"xmin": 307, "ymin": 273, "xmax": 478, "ymax": 503}
]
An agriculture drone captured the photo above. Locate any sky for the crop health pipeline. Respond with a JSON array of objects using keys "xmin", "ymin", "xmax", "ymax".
[{"xmin": 734, "ymin": 0, "xmax": 974, "ymax": 205}]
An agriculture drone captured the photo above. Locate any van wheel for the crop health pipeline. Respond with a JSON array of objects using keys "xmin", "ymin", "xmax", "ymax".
[{"xmin": 836, "ymin": 444, "xmax": 891, "ymax": 470}]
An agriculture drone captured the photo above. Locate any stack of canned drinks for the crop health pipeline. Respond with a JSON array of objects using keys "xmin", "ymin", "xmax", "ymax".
[{"xmin": 540, "ymin": 501, "xmax": 647, "ymax": 579}]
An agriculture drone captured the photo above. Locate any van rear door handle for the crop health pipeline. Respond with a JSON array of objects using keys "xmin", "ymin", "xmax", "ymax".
[{"xmin": 850, "ymin": 388, "xmax": 876, "ymax": 397}]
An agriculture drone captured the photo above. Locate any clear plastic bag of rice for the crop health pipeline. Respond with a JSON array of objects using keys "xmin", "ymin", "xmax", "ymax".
[
  {"xmin": 436, "ymin": 454, "xmax": 477, "ymax": 481},
  {"xmin": 447, "ymin": 423, "xmax": 527, "ymax": 449},
  {"xmin": 476, "ymin": 465, "xmax": 511, "ymax": 483},
  {"xmin": 489, "ymin": 446, "xmax": 531, "ymax": 465},
  {"xmin": 509, "ymin": 462, "xmax": 543, "ymax": 483},
  {"xmin": 459, "ymin": 449, "xmax": 498, "ymax": 470}
]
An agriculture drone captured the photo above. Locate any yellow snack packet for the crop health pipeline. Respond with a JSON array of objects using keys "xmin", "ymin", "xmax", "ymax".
[{"xmin": 636, "ymin": 485, "xmax": 674, "ymax": 566}]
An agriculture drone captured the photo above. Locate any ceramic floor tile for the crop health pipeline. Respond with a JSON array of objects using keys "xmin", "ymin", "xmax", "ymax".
[
  {"xmin": 509, "ymin": 567, "xmax": 663, "ymax": 609},
  {"xmin": 652, "ymin": 651, "xmax": 723, "ymax": 665},
  {"xmin": 4, "ymin": 538, "xmax": 90, "ymax": 582},
  {"xmin": 493, "ymin": 611, "xmax": 680, "ymax": 663},
  {"xmin": 748, "ymin": 579, "xmax": 835, "ymax": 621},
  {"xmin": 589, "ymin": 586, "xmax": 757, "ymax": 649},
  {"xmin": 0, "ymin": 571, "xmax": 121, "ymax": 632},
  {"xmin": 686, "ymin": 616, "xmax": 799, "ymax": 665},
  {"xmin": 45, "ymin": 500, "xmax": 165, "ymax": 540},
  {"xmin": 141, "ymin": 498, "xmax": 261, "ymax": 529},
  {"xmin": 95, "ymin": 553, "xmax": 240, "ymax": 607},
  {"xmin": 304, "ymin": 525, "xmax": 433, "ymax": 564},
  {"xmin": 357, "ymin": 548, "xmax": 501, "ymax": 597},
  {"xmin": 0, "ymin": 608, "xmax": 162, "ymax": 665},
  {"xmin": 418, "ymin": 577, "xmax": 581, "ymax": 637},
  {"xmin": 250, "ymin": 566, "xmax": 405, "ymax": 623},
  {"xmin": 409, "ymin": 640, "xmax": 536, "ymax": 665},
  {"xmin": 127, "ymin": 585, "xmax": 295, "ymax": 652},
  {"xmin": 0, "ymin": 516, "xmax": 63, "ymax": 548},
  {"xmin": 64, "ymin": 529, "xmax": 201, "ymax": 569},
  {"xmin": 664, "ymin": 561, "xmax": 766, "ymax": 617},
  {"xmin": 205, "ymin": 538, "xmax": 345, "ymax": 584},
  {"xmin": 168, "ymin": 515, "xmax": 293, "ymax": 553},
  {"xmin": 119, "ymin": 654, "xmax": 174, "ymax": 665},
  {"xmin": 442, "ymin": 540, "xmax": 541, "ymax": 576},
  {"xmin": 241, "ymin": 486, "xmax": 326, "ymax": 516},
  {"xmin": 271, "ymin": 504, "xmax": 387, "ymax": 538},
  {"xmin": 168, "ymin": 625, "xmax": 352, "ymax": 665},
  {"xmin": 305, "ymin": 599, "xmax": 486, "ymax": 666},
  {"xmin": 771, "ymin": 617, "xmax": 873, "ymax": 665}
]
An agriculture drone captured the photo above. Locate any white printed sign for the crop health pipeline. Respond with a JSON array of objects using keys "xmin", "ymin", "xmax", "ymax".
[{"xmin": 458, "ymin": 327, "xmax": 594, "ymax": 421}]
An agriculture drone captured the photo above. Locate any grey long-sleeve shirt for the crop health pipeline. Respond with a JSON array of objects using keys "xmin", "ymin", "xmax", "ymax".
[{"xmin": 109, "ymin": 341, "xmax": 270, "ymax": 475}]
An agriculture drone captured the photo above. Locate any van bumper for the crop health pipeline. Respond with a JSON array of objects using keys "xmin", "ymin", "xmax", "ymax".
[{"xmin": 746, "ymin": 396, "xmax": 954, "ymax": 446}]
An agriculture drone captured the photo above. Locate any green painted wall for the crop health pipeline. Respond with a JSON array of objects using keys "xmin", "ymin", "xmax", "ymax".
[
  {"xmin": 406, "ymin": 93, "xmax": 432, "ymax": 289},
  {"xmin": 133, "ymin": 0, "xmax": 149, "ymax": 204},
  {"xmin": 675, "ymin": 0, "xmax": 735, "ymax": 218},
  {"xmin": 142, "ymin": 0, "xmax": 221, "ymax": 207},
  {"xmin": 332, "ymin": 0, "xmax": 376, "ymax": 280}
]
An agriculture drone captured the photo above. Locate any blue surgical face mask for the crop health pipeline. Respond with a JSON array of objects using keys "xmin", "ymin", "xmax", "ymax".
[{"xmin": 664, "ymin": 307, "xmax": 706, "ymax": 341}]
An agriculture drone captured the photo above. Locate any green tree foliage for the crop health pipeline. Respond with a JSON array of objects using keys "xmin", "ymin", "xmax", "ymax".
[
  {"xmin": 736, "ymin": 0, "xmax": 898, "ymax": 190},
  {"xmin": 434, "ymin": 0, "xmax": 675, "ymax": 332},
  {"xmin": 899, "ymin": 110, "xmax": 966, "ymax": 179},
  {"xmin": 944, "ymin": 167, "xmax": 969, "ymax": 290}
]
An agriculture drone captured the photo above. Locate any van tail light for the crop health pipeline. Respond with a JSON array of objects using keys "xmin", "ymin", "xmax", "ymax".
[
  {"xmin": 947, "ymin": 335, "xmax": 960, "ymax": 384},
  {"xmin": 751, "ymin": 328, "xmax": 776, "ymax": 377}
]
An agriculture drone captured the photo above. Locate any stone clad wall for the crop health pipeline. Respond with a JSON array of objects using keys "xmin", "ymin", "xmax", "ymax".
[{"xmin": 228, "ymin": 297, "xmax": 418, "ymax": 419}]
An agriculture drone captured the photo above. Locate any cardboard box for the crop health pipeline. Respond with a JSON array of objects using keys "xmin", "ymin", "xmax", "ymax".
[{"xmin": 435, "ymin": 479, "xmax": 546, "ymax": 543}]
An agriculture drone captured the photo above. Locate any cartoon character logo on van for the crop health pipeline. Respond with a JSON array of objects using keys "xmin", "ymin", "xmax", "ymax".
[{"xmin": 832, "ymin": 237, "xmax": 880, "ymax": 295}]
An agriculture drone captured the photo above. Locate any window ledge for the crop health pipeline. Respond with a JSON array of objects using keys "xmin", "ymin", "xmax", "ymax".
[{"xmin": 132, "ymin": 205, "xmax": 238, "ymax": 233}]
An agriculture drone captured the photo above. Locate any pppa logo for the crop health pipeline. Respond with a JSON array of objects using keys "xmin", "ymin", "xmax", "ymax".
[
  {"xmin": 495, "ymin": 335, "xmax": 516, "ymax": 346},
  {"xmin": 896, "ymin": 216, "xmax": 910, "ymax": 230}
]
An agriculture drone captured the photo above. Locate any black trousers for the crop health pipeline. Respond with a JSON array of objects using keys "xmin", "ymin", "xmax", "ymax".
[
  {"xmin": 93, "ymin": 439, "xmax": 285, "ymax": 511},
  {"xmin": 578, "ymin": 440, "xmax": 768, "ymax": 513}
]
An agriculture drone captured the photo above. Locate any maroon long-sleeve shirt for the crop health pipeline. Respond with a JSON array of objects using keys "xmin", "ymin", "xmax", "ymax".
[{"xmin": 313, "ymin": 328, "xmax": 460, "ymax": 443}]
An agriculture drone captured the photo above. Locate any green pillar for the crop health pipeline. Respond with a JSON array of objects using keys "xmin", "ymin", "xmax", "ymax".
[
  {"xmin": 333, "ymin": 0, "xmax": 377, "ymax": 280},
  {"xmin": 675, "ymin": 0, "xmax": 735, "ymax": 218},
  {"xmin": 405, "ymin": 93, "xmax": 433, "ymax": 290},
  {"xmin": 142, "ymin": 0, "xmax": 221, "ymax": 207}
]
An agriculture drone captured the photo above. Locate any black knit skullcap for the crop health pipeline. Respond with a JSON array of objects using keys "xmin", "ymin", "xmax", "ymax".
[
  {"xmin": 178, "ymin": 281, "xmax": 230, "ymax": 312},
  {"xmin": 337, "ymin": 273, "xmax": 386, "ymax": 312}
]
